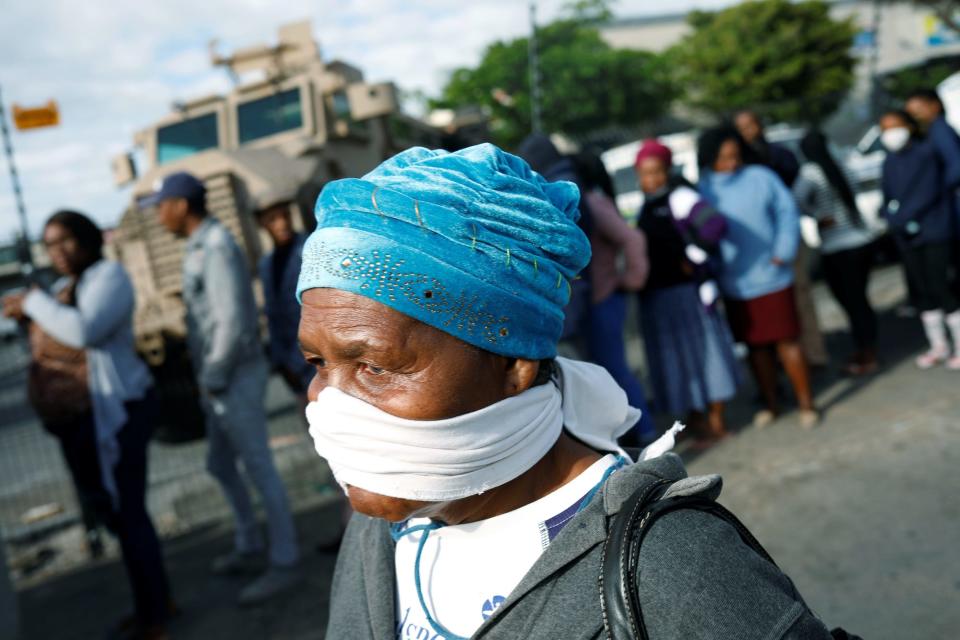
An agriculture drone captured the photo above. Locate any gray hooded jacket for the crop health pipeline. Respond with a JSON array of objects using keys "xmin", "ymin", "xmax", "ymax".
[{"xmin": 325, "ymin": 453, "xmax": 833, "ymax": 639}]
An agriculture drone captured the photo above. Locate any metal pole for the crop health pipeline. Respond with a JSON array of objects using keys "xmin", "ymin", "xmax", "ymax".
[
  {"xmin": 868, "ymin": 0, "xmax": 883, "ymax": 122},
  {"xmin": 528, "ymin": 2, "xmax": 543, "ymax": 134},
  {"xmin": 0, "ymin": 86, "xmax": 33, "ymax": 275}
]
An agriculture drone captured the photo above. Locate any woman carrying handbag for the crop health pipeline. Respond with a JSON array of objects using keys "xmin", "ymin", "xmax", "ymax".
[{"xmin": 3, "ymin": 210, "xmax": 174, "ymax": 640}]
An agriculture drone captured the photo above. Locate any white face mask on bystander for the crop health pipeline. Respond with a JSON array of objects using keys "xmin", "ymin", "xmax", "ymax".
[{"xmin": 880, "ymin": 127, "xmax": 911, "ymax": 153}]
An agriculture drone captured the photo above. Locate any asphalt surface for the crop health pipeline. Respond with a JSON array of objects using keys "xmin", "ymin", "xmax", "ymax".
[{"xmin": 9, "ymin": 265, "xmax": 960, "ymax": 640}]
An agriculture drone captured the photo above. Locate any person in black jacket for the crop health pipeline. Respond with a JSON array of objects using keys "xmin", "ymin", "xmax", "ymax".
[
  {"xmin": 880, "ymin": 109, "xmax": 960, "ymax": 369},
  {"xmin": 734, "ymin": 109, "xmax": 800, "ymax": 187}
]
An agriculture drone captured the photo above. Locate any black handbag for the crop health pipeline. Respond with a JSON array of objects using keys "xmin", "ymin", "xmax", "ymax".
[{"xmin": 599, "ymin": 480, "xmax": 862, "ymax": 640}]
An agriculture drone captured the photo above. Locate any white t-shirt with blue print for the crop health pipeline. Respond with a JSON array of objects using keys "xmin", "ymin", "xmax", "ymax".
[{"xmin": 394, "ymin": 454, "xmax": 618, "ymax": 639}]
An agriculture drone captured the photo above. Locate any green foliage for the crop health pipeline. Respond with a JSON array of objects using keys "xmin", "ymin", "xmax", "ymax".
[
  {"xmin": 669, "ymin": 0, "xmax": 857, "ymax": 124},
  {"xmin": 434, "ymin": 11, "xmax": 676, "ymax": 149},
  {"xmin": 882, "ymin": 58, "xmax": 959, "ymax": 101}
]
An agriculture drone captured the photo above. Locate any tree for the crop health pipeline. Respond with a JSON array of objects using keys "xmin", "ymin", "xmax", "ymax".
[
  {"xmin": 881, "ymin": 56, "xmax": 960, "ymax": 100},
  {"xmin": 433, "ymin": 8, "xmax": 677, "ymax": 149},
  {"xmin": 669, "ymin": 0, "xmax": 857, "ymax": 124}
]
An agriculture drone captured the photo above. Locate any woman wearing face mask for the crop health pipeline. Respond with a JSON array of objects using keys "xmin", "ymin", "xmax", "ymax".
[
  {"xmin": 794, "ymin": 130, "xmax": 879, "ymax": 376},
  {"xmin": 697, "ymin": 127, "xmax": 818, "ymax": 429},
  {"xmin": 298, "ymin": 144, "xmax": 840, "ymax": 640},
  {"xmin": 1, "ymin": 211, "xmax": 173, "ymax": 640},
  {"xmin": 633, "ymin": 139, "xmax": 740, "ymax": 446},
  {"xmin": 879, "ymin": 110, "xmax": 960, "ymax": 369}
]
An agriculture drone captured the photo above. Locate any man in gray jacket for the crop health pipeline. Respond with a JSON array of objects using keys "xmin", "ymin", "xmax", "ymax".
[
  {"xmin": 146, "ymin": 172, "xmax": 300, "ymax": 606},
  {"xmin": 295, "ymin": 145, "xmax": 840, "ymax": 639}
]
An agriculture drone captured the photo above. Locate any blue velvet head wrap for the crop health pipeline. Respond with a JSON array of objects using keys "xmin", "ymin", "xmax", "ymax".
[{"xmin": 296, "ymin": 143, "xmax": 591, "ymax": 359}]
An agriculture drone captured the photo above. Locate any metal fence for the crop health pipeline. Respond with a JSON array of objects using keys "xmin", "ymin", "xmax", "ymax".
[{"xmin": 0, "ymin": 336, "xmax": 335, "ymax": 582}]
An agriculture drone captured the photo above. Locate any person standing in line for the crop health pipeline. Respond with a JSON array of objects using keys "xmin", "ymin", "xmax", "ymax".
[
  {"xmin": 905, "ymin": 88, "xmax": 960, "ymax": 218},
  {"xmin": 794, "ymin": 131, "xmax": 880, "ymax": 376},
  {"xmin": 515, "ymin": 135, "xmax": 592, "ymax": 341},
  {"xmin": 905, "ymin": 88, "xmax": 960, "ymax": 293},
  {"xmin": 734, "ymin": 109, "xmax": 800, "ymax": 187},
  {"xmin": 735, "ymin": 109, "xmax": 829, "ymax": 369},
  {"xmin": 571, "ymin": 150, "xmax": 657, "ymax": 444},
  {"xmin": 697, "ymin": 127, "xmax": 819, "ymax": 429},
  {"xmin": 878, "ymin": 111, "xmax": 960, "ymax": 369},
  {"xmin": 518, "ymin": 136, "xmax": 657, "ymax": 443},
  {"xmin": 256, "ymin": 196, "xmax": 315, "ymax": 410},
  {"xmin": 256, "ymin": 194, "xmax": 351, "ymax": 549},
  {"xmin": 3, "ymin": 211, "xmax": 173, "ymax": 640},
  {"xmin": 144, "ymin": 172, "xmax": 302, "ymax": 605},
  {"xmin": 633, "ymin": 140, "xmax": 741, "ymax": 446}
]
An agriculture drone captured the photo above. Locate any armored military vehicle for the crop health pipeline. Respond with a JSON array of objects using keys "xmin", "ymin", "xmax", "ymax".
[{"xmin": 108, "ymin": 21, "xmax": 445, "ymax": 440}]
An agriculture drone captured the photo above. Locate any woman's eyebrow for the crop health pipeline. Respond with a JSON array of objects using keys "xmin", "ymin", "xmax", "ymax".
[{"xmin": 298, "ymin": 337, "xmax": 394, "ymax": 360}]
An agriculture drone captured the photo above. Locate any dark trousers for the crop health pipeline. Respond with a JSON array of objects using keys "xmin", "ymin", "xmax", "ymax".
[
  {"xmin": 821, "ymin": 244, "xmax": 878, "ymax": 352},
  {"xmin": 901, "ymin": 241, "xmax": 959, "ymax": 313},
  {"xmin": 585, "ymin": 293, "xmax": 657, "ymax": 439},
  {"xmin": 48, "ymin": 392, "xmax": 171, "ymax": 625}
]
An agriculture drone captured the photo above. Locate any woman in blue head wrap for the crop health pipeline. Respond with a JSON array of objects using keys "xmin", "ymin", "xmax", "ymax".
[{"xmin": 298, "ymin": 144, "xmax": 838, "ymax": 640}]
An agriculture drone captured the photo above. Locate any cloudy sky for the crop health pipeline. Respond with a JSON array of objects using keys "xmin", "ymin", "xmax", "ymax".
[{"xmin": 0, "ymin": 0, "xmax": 734, "ymax": 242}]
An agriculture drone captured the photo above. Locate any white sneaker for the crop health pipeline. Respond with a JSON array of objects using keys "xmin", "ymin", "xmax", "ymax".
[
  {"xmin": 238, "ymin": 565, "xmax": 303, "ymax": 607},
  {"xmin": 915, "ymin": 347, "xmax": 949, "ymax": 370},
  {"xmin": 946, "ymin": 355, "xmax": 960, "ymax": 371}
]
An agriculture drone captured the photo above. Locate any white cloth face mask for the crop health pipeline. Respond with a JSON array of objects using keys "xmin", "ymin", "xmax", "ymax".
[
  {"xmin": 305, "ymin": 357, "xmax": 644, "ymax": 503},
  {"xmin": 880, "ymin": 127, "xmax": 910, "ymax": 153}
]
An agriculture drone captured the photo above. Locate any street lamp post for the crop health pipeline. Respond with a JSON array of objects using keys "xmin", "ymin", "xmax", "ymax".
[
  {"xmin": 528, "ymin": 2, "xmax": 543, "ymax": 134},
  {"xmin": 0, "ymin": 85, "xmax": 34, "ymax": 275}
]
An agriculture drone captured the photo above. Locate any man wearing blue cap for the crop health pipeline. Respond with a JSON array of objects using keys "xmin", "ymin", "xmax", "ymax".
[
  {"xmin": 297, "ymin": 145, "xmax": 842, "ymax": 639},
  {"xmin": 145, "ymin": 172, "xmax": 301, "ymax": 606}
]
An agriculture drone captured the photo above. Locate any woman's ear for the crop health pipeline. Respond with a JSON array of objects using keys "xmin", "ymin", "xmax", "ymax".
[{"xmin": 503, "ymin": 358, "xmax": 540, "ymax": 397}]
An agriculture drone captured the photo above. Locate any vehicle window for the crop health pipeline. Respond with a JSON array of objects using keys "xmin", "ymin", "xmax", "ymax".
[
  {"xmin": 612, "ymin": 166, "xmax": 639, "ymax": 196},
  {"xmin": 157, "ymin": 113, "xmax": 219, "ymax": 164},
  {"xmin": 332, "ymin": 91, "xmax": 350, "ymax": 120},
  {"xmin": 237, "ymin": 88, "xmax": 304, "ymax": 144},
  {"xmin": 331, "ymin": 90, "xmax": 368, "ymax": 134},
  {"xmin": 864, "ymin": 135, "xmax": 884, "ymax": 155}
]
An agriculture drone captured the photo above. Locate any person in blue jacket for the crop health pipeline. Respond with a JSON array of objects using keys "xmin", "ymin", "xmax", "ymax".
[
  {"xmin": 256, "ymin": 196, "xmax": 315, "ymax": 402},
  {"xmin": 905, "ymin": 88, "xmax": 960, "ymax": 222},
  {"xmin": 697, "ymin": 127, "xmax": 818, "ymax": 429},
  {"xmin": 880, "ymin": 109, "xmax": 960, "ymax": 370}
]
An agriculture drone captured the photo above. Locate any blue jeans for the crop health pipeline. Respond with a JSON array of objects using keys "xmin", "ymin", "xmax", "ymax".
[
  {"xmin": 586, "ymin": 293, "xmax": 657, "ymax": 440},
  {"xmin": 204, "ymin": 357, "xmax": 300, "ymax": 567}
]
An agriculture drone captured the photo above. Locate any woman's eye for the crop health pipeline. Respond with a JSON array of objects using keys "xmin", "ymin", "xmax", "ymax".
[
  {"xmin": 310, "ymin": 357, "xmax": 326, "ymax": 368},
  {"xmin": 363, "ymin": 363, "xmax": 386, "ymax": 375}
]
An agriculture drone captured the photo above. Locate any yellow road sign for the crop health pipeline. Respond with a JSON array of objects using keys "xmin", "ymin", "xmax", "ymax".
[{"xmin": 12, "ymin": 100, "xmax": 60, "ymax": 130}]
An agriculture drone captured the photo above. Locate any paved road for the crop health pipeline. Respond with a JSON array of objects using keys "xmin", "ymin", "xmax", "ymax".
[{"xmin": 11, "ymin": 266, "xmax": 960, "ymax": 639}]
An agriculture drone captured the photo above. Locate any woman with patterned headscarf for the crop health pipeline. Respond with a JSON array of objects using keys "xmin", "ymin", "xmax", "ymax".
[{"xmin": 298, "ymin": 144, "xmax": 837, "ymax": 639}]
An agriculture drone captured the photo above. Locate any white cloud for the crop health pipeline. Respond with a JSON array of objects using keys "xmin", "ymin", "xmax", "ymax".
[{"xmin": 0, "ymin": 0, "xmax": 733, "ymax": 242}]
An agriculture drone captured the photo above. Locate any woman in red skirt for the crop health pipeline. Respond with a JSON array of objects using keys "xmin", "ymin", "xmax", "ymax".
[{"xmin": 697, "ymin": 128, "xmax": 819, "ymax": 429}]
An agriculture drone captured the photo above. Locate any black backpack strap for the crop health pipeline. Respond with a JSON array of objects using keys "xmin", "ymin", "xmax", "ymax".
[
  {"xmin": 599, "ymin": 482, "xmax": 779, "ymax": 640},
  {"xmin": 598, "ymin": 478, "xmax": 670, "ymax": 640}
]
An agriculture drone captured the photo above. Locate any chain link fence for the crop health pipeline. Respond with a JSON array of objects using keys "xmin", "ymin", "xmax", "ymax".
[{"xmin": 0, "ymin": 335, "xmax": 335, "ymax": 584}]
